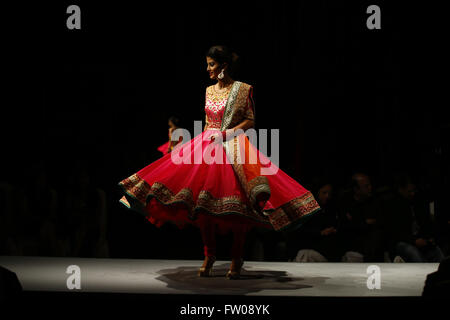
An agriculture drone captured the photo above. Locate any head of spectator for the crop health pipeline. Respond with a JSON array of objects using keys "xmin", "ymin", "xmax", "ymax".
[
  {"xmin": 351, "ymin": 172, "xmax": 372, "ymax": 201},
  {"xmin": 393, "ymin": 172, "xmax": 416, "ymax": 202},
  {"xmin": 310, "ymin": 176, "xmax": 334, "ymax": 207}
]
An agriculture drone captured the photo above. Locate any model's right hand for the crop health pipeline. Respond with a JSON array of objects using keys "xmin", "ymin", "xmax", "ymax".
[{"xmin": 210, "ymin": 132, "xmax": 221, "ymax": 142}]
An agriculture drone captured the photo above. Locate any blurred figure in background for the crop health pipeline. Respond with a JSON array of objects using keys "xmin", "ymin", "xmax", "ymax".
[
  {"xmin": 435, "ymin": 190, "xmax": 450, "ymax": 257},
  {"xmin": 287, "ymin": 176, "xmax": 344, "ymax": 262},
  {"xmin": 62, "ymin": 164, "xmax": 109, "ymax": 257},
  {"xmin": 428, "ymin": 177, "xmax": 450, "ymax": 257},
  {"xmin": 0, "ymin": 181, "xmax": 19, "ymax": 255},
  {"xmin": 337, "ymin": 172, "xmax": 385, "ymax": 262},
  {"xmin": 157, "ymin": 115, "xmax": 184, "ymax": 156},
  {"xmin": 14, "ymin": 160, "xmax": 61, "ymax": 256}
]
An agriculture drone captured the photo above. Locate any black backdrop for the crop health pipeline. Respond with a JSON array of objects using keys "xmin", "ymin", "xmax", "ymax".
[{"xmin": 2, "ymin": 0, "xmax": 448, "ymax": 258}]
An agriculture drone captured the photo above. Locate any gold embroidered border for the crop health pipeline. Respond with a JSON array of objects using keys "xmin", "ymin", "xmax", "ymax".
[
  {"xmin": 118, "ymin": 173, "xmax": 270, "ymax": 223},
  {"xmin": 267, "ymin": 191, "xmax": 321, "ymax": 231},
  {"xmin": 221, "ymin": 82, "xmax": 252, "ymax": 131},
  {"xmin": 248, "ymin": 176, "xmax": 271, "ymax": 201},
  {"xmin": 220, "ymin": 81, "xmax": 239, "ymax": 131},
  {"xmin": 118, "ymin": 173, "xmax": 321, "ymax": 231},
  {"xmin": 222, "ymin": 134, "xmax": 272, "ymax": 214}
]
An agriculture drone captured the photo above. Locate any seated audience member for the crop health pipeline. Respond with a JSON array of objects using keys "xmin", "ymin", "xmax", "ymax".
[
  {"xmin": 0, "ymin": 181, "xmax": 20, "ymax": 255},
  {"xmin": 286, "ymin": 176, "xmax": 344, "ymax": 262},
  {"xmin": 434, "ymin": 183, "xmax": 450, "ymax": 257},
  {"xmin": 15, "ymin": 161, "xmax": 60, "ymax": 256},
  {"xmin": 382, "ymin": 172, "xmax": 445, "ymax": 262},
  {"xmin": 62, "ymin": 165, "xmax": 108, "ymax": 257},
  {"xmin": 337, "ymin": 172, "xmax": 385, "ymax": 262}
]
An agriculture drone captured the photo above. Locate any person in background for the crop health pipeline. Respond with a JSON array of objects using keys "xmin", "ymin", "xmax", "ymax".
[
  {"xmin": 157, "ymin": 116, "xmax": 184, "ymax": 156},
  {"xmin": 337, "ymin": 172, "xmax": 385, "ymax": 262},
  {"xmin": 15, "ymin": 160, "xmax": 61, "ymax": 256},
  {"xmin": 382, "ymin": 172, "xmax": 445, "ymax": 262},
  {"xmin": 287, "ymin": 176, "xmax": 344, "ymax": 262},
  {"xmin": 62, "ymin": 165, "xmax": 108, "ymax": 257}
]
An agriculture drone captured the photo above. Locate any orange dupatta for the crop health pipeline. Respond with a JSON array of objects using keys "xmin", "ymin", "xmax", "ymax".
[{"xmin": 220, "ymin": 81, "xmax": 271, "ymax": 215}]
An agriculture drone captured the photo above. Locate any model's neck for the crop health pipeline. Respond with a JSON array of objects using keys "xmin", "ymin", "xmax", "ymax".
[{"xmin": 217, "ymin": 76, "xmax": 234, "ymax": 88}]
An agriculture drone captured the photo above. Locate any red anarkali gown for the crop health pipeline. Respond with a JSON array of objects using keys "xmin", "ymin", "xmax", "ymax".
[{"xmin": 118, "ymin": 81, "xmax": 320, "ymax": 238}]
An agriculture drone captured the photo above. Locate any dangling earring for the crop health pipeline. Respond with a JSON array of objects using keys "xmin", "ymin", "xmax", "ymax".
[{"xmin": 218, "ymin": 69, "xmax": 224, "ymax": 80}]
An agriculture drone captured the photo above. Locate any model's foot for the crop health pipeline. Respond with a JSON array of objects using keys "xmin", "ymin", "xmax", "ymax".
[
  {"xmin": 198, "ymin": 255, "xmax": 216, "ymax": 277},
  {"xmin": 226, "ymin": 258, "xmax": 244, "ymax": 280}
]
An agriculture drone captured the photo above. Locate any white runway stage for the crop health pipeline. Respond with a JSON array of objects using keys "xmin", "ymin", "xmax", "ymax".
[{"xmin": 0, "ymin": 256, "xmax": 438, "ymax": 297}]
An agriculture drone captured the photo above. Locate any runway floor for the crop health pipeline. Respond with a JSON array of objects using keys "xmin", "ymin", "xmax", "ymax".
[{"xmin": 0, "ymin": 256, "xmax": 438, "ymax": 297}]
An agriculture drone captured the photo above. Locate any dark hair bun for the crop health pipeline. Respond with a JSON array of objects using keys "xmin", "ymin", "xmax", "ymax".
[{"xmin": 206, "ymin": 45, "xmax": 241, "ymax": 77}]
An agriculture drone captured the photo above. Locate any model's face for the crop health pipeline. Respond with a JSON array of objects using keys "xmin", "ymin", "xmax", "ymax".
[
  {"xmin": 317, "ymin": 184, "xmax": 333, "ymax": 206},
  {"xmin": 206, "ymin": 56, "xmax": 223, "ymax": 80},
  {"xmin": 168, "ymin": 120, "xmax": 175, "ymax": 128}
]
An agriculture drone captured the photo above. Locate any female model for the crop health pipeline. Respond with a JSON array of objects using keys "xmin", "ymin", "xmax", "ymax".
[{"xmin": 118, "ymin": 45, "xmax": 321, "ymax": 279}]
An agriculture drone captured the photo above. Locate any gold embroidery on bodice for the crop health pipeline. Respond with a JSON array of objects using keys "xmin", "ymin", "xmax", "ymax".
[{"xmin": 205, "ymin": 85, "xmax": 232, "ymax": 129}]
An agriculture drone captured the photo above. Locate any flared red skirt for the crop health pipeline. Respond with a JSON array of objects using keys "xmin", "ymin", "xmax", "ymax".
[{"xmin": 118, "ymin": 129, "xmax": 321, "ymax": 235}]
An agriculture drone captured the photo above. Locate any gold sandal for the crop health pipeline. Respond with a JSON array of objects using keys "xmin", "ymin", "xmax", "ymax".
[
  {"xmin": 226, "ymin": 258, "xmax": 244, "ymax": 280},
  {"xmin": 198, "ymin": 255, "xmax": 216, "ymax": 277}
]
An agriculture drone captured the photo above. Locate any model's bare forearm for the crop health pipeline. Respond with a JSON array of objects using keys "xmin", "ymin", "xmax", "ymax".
[{"xmin": 231, "ymin": 119, "xmax": 254, "ymax": 132}]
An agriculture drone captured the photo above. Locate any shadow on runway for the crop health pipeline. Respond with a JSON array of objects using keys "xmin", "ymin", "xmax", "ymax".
[{"xmin": 155, "ymin": 262, "xmax": 330, "ymax": 295}]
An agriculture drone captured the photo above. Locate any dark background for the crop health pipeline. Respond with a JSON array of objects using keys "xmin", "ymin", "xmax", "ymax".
[{"xmin": 1, "ymin": 1, "xmax": 448, "ymax": 259}]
